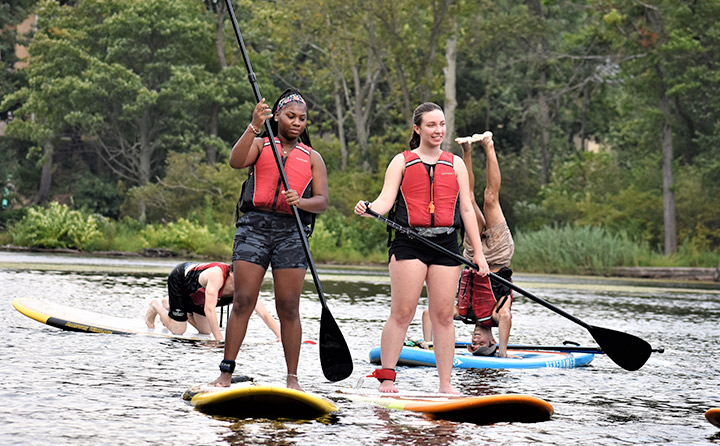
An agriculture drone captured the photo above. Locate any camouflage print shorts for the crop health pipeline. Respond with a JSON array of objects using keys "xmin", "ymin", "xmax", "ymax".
[{"xmin": 232, "ymin": 211, "xmax": 309, "ymax": 270}]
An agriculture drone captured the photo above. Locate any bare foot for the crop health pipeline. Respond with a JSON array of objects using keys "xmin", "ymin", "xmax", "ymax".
[
  {"xmin": 378, "ymin": 381, "xmax": 399, "ymax": 393},
  {"xmin": 438, "ymin": 384, "xmax": 461, "ymax": 395},
  {"xmin": 209, "ymin": 372, "xmax": 232, "ymax": 387},
  {"xmin": 145, "ymin": 303, "xmax": 157, "ymax": 328},
  {"xmin": 286, "ymin": 374, "xmax": 304, "ymax": 392}
]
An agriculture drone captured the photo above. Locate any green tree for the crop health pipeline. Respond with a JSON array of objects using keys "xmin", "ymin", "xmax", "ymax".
[
  {"xmin": 2, "ymin": 0, "xmax": 224, "ymax": 218},
  {"xmin": 0, "ymin": 0, "xmax": 36, "ymax": 102},
  {"xmin": 591, "ymin": 1, "xmax": 720, "ymax": 254}
]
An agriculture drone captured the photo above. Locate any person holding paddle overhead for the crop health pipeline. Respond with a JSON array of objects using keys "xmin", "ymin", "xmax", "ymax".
[
  {"xmin": 421, "ymin": 131, "xmax": 516, "ymax": 358},
  {"xmin": 211, "ymin": 89, "xmax": 329, "ymax": 391},
  {"xmin": 354, "ymin": 102, "xmax": 489, "ymax": 394},
  {"xmin": 145, "ymin": 262, "xmax": 281, "ymax": 343}
]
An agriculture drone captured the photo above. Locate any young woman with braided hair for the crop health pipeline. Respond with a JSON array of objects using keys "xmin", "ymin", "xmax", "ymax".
[{"xmin": 212, "ymin": 89, "xmax": 328, "ymax": 391}]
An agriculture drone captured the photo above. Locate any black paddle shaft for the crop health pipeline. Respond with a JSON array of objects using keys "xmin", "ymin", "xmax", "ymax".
[
  {"xmin": 363, "ymin": 205, "xmax": 654, "ymax": 371},
  {"xmin": 223, "ymin": 1, "xmax": 352, "ymax": 382}
]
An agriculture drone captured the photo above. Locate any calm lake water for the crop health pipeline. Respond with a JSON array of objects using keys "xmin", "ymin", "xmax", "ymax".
[{"xmin": 1, "ymin": 251, "xmax": 719, "ymax": 446}]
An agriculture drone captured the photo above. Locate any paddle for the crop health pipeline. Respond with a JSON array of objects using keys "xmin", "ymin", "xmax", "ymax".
[
  {"xmin": 223, "ymin": 0, "xmax": 352, "ymax": 382},
  {"xmin": 454, "ymin": 342, "xmax": 664, "ymax": 354},
  {"xmin": 362, "ymin": 205, "xmax": 654, "ymax": 371}
]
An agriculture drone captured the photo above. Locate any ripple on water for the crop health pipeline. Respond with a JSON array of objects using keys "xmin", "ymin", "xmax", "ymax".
[{"xmin": 1, "ymin": 264, "xmax": 720, "ymax": 445}]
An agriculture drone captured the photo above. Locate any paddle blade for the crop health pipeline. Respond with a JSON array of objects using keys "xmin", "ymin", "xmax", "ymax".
[
  {"xmin": 319, "ymin": 306, "xmax": 353, "ymax": 382},
  {"xmin": 589, "ymin": 325, "xmax": 652, "ymax": 371}
]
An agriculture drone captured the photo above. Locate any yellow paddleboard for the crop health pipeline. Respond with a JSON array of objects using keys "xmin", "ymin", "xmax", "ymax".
[
  {"xmin": 706, "ymin": 408, "xmax": 720, "ymax": 428},
  {"xmin": 338, "ymin": 390, "xmax": 553, "ymax": 424},
  {"xmin": 185, "ymin": 381, "xmax": 337, "ymax": 420}
]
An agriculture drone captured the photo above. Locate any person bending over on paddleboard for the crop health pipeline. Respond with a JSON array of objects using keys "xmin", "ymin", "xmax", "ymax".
[
  {"xmin": 354, "ymin": 103, "xmax": 489, "ymax": 395},
  {"xmin": 421, "ymin": 131, "xmax": 515, "ymax": 358},
  {"xmin": 211, "ymin": 89, "xmax": 328, "ymax": 392},
  {"xmin": 145, "ymin": 262, "xmax": 281, "ymax": 343}
]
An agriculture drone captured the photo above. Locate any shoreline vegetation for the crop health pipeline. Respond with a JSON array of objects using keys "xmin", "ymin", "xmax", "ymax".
[
  {"xmin": 0, "ymin": 245, "xmax": 720, "ymax": 283},
  {"xmin": 1, "ymin": 203, "xmax": 718, "ymax": 282},
  {"xmin": 2, "ymin": 244, "xmax": 717, "ymax": 283}
]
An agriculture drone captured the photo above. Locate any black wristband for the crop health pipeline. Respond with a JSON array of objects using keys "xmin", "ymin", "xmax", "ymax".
[{"xmin": 219, "ymin": 359, "xmax": 236, "ymax": 374}]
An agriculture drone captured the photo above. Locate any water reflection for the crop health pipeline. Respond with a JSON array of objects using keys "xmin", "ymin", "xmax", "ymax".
[
  {"xmin": 2, "ymin": 256, "xmax": 720, "ymax": 446},
  {"xmin": 373, "ymin": 409, "xmax": 464, "ymax": 446}
]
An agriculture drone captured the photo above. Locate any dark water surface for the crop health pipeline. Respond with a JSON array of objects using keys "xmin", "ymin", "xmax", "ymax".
[{"xmin": 1, "ymin": 252, "xmax": 719, "ymax": 445}]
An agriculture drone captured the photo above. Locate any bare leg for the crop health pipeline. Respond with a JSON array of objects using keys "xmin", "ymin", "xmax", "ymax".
[
  {"xmin": 421, "ymin": 309, "xmax": 432, "ymax": 348},
  {"xmin": 210, "ymin": 260, "xmax": 265, "ymax": 387},
  {"xmin": 187, "ymin": 313, "xmax": 211, "ymax": 335},
  {"xmin": 494, "ymin": 304, "xmax": 512, "ymax": 358},
  {"xmin": 479, "ymin": 136, "xmax": 504, "ymax": 228},
  {"xmin": 145, "ymin": 298, "xmax": 187, "ymax": 334},
  {"xmin": 460, "ymin": 141, "xmax": 486, "ymax": 232},
  {"xmin": 379, "ymin": 257, "xmax": 427, "ymax": 393},
  {"xmin": 426, "ymin": 264, "xmax": 462, "ymax": 395},
  {"xmin": 272, "ymin": 268, "xmax": 306, "ymax": 392}
]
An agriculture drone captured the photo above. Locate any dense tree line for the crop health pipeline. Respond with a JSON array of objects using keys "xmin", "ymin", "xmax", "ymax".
[{"xmin": 1, "ymin": 0, "xmax": 719, "ymax": 260}]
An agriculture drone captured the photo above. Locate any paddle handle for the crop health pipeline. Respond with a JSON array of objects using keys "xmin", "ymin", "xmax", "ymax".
[{"xmin": 363, "ymin": 206, "xmax": 591, "ymax": 330}]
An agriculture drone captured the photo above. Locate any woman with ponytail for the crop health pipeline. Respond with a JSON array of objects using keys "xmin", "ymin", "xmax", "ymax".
[{"xmin": 354, "ymin": 102, "xmax": 489, "ymax": 394}]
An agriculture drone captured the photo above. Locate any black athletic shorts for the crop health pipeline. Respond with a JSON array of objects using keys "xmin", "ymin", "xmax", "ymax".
[
  {"xmin": 167, "ymin": 262, "xmax": 192, "ymax": 322},
  {"xmin": 389, "ymin": 231, "xmax": 462, "ymax": 267}
]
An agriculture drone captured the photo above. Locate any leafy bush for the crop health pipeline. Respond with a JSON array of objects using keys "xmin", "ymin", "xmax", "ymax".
[
  {"xmin": 89, "ymin": 216, "xmax": 146, "ymax": 252},
  {"xmin": 140, "ymin": 218, "xmax": 232, "ymax": 257},
  {"xmin": 310, "ymin": 208, "xmax": 387, "ymax": 264},
  {"xmin": 10, "ymin": 202, "xmax": 102, "ymax": 250},
  {"xmin": 120, "ymin": 152, "xmax": 238, "ymax": 226}
]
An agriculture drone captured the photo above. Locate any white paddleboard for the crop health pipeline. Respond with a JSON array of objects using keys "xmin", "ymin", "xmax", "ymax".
[{"xmin": 13, "ymin": 297, "xmax": 214, "ymax": 340}]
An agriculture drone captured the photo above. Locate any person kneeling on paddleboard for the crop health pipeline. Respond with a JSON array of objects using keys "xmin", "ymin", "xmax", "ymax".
[
  {"xmin": 422, "ymin": 131, "xmax": 516, "ymax": 358},
  {"xmin": 145, "ymin": 262, "xmax": 281, "ymax": 342}
]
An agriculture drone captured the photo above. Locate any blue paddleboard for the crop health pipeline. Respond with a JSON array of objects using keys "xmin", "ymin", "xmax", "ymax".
[{"xmin": 369, "ymin": 346, "xmax": 594, "ymax": 369}]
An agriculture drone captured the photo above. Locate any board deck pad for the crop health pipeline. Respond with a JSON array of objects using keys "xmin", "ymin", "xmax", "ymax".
[
  {"xmin": 13, "ymin": 297, "xmax": 216, "ymax": 340},
  {"xmin": 338, "ymin": 389, "xmax": 553, "ymax": 424},
  {"xmin": 185, "ymin": 380, "xmax": 337, "ymax": 420},
  {"xmin": 706, "ymin": 408, "xmax": 720, "ymax": 428},
  {"xmin": 370, "ymin": 346, "xmax": 594, "ymax": 369}
]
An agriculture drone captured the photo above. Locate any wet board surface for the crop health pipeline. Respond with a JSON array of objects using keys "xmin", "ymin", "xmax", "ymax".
[
  {"xmin": 13, "ymin": 297, "xmax": 213, "ymax": 340},
  {"xmin": 184, "ymin": 381, "xmax": 337, "ymax": 420},
  {"xmin": 370, "ymin": 346, "xmax": 594, "ymax": 369},
  {"xmin": 706, "ymin": 408, "xmax": 720, "ymax": 428},
  {"xmin": 337, "ymin": 389, "xmax": 553, "ymax": 424}
]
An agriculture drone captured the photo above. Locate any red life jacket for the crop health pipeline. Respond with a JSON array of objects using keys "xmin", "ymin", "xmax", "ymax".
[
  {"xmin": 237, "ymin": 137, "xmax": 314, "ymax": 225},
  {"xmin": 188, "ymin": 262, "xmax": 233, "ymax": 308},
  {"xmin": 394, "ymin": 150, "xmax": 461, "ymax": 228},
  {"xmin": 457, "ymin": 267, "xmax": 513, "ymax": 328}
]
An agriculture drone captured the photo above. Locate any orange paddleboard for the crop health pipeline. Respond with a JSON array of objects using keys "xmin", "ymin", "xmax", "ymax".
[
  {"xmin": 338, "ymin": 390, "xmax": 553, "ymax": 424},
  {"xmin": 706, "ymin": 408, "xmax": 720, "ymax": 428}
]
